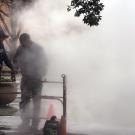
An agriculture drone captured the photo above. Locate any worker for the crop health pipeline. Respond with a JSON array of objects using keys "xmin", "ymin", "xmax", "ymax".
[
  {"xmin": 0, "ymin": 29, "xmax": 14, "ymax": 72},
  {"xmin": 13, "ymin": 33, "xmax": 47, "ymax": 132},
  {"xmin": 43, "ymin": 115, "xmax": 60, "ymax": 135}
]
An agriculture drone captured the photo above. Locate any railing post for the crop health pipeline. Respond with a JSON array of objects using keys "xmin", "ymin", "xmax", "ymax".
[
  {"xmin": 62, "ymin": 74, "xmax": 67, "ymax": 119},
  {"xmin": 61, "ymin": 74, "xmax": 67, "ymax": 135}
]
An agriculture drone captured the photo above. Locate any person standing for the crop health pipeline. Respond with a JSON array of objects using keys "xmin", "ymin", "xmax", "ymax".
[
  {"xmin": 0, "ymin": 29, "xmax": 14, "ymax": 72},
  {"xmin": 14, "ymin": 33, "xmax": 47, "ymax": 132}
]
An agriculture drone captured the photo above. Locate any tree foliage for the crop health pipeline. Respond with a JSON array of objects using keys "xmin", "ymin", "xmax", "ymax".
[{"xmin": 67, "ymin": 0, "xmax": 104, "ymax": 27}]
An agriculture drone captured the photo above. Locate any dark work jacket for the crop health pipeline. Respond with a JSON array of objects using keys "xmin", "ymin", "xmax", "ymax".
[
  {"xmin": 0, "ymin": 42, "xmax": 13, "ymax": 70},
  {"xmin": 13, "ymin": 42, "xmax": 47, "ymax": 79}
]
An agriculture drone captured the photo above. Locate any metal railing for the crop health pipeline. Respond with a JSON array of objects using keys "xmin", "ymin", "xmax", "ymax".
[{"xmin": 0, "ymin": 72, "xmax": 67, "ymax": 119}]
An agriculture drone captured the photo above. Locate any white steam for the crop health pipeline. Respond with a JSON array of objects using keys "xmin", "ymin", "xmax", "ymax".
[{"xmin": 15, "ymin": 0, "xmax": 135, "ymax": 133}]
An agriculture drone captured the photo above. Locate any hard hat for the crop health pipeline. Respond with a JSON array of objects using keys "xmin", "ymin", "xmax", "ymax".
[{"xmin": 19, "ymin": 33, "xmax": 30, "ymax": 41}]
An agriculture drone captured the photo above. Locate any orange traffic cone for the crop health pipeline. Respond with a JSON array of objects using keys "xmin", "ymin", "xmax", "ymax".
[{"xmin": 47, "ymin": 104, "xmax": 56, "ymax": 118}]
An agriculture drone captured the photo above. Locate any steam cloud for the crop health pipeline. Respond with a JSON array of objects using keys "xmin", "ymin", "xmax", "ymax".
[{"xmin": 13, "ymin": 0, "xmax": 135, "ymax": 134}]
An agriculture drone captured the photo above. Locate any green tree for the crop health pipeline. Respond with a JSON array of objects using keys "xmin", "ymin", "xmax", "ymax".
[{"xmin": 67, "ymin": 0, "xmax": 104, "ymax": 27}]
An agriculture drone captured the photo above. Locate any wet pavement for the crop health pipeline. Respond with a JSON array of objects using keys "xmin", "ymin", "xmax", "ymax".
[
  {"xmin": 0, "ymin": 100, "xmax": 81, "ymax": 135},
  {"xmin": 2, "ymin": 98, "xmax": 135, "ymax": 135}
]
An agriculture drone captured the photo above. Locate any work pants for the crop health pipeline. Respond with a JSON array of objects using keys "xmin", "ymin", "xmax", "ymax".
[{"xmin": 20, "ymin": 77, "xmax": 42, "ymax": 130}]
